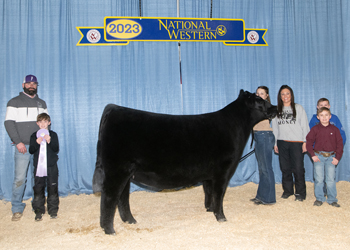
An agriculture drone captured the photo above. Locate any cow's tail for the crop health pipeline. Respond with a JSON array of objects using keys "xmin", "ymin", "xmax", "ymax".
[
  {"xmin": 93, "ymin": 105, "xmax": 112, "ymax": 194},
  {"xmin": 92, "ymin": 139, "xmax": 104, "ymax": 194}
]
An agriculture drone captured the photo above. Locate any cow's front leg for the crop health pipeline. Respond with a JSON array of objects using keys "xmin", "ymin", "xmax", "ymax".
[
  {"xmin": 202, "ymin": 180, "xmax": 214, "ymax": 212},
  {"xmin": 100, "ymin": 191, "xmax": 118, "ymax": 235},
  {"xmin": 212, "ymin": 181, "xmax": 228, "ymax": 222},
  {"xmin": 118, "ymin": 180, "xmax": 137, "ymax": 224}
]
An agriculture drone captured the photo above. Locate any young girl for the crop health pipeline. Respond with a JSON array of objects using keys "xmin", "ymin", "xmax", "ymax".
[
  {"xmin": 250, "ymin": 86, "xmax": 276, "ymax": 205},
  {"xmin": 271, "ymin": 85, "xmax": 309, "ymax": 201}
]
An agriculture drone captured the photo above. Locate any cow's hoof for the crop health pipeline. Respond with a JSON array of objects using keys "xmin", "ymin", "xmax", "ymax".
[
  {"xmin": 127, "ymin": 219, "xmax": 137, "ymax": 224},
  {"xmin": 105, "ymin": 232, "xmax": 116, "ymax": 236},
  {"xmin": 214, "ymin": 213, "xmax": 227, "ymax": 222},
  {"xmin": 217, "ymin": 218, "xmax": 227, "ymax": 222},
  {"xmin": 104, "ymin": 231, "xmax": 116, "ymax": 235},
  {"xmin": 121, "ymin": 216, "xmax": 137, "ymax": 224},
  {"xmin": 103, "ymin": 227, "xmax": 116, "ymax": 235}
]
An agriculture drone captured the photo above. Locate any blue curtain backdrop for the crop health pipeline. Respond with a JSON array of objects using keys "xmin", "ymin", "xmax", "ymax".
[{"xmin": 0, "ymin": 0, "xmax": 349, "ymax": 201}]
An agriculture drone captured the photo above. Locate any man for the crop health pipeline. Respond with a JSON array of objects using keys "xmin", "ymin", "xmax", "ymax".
[{"xmin": 4, "ymin": 75, "xmax": 48, "ymax": 221}]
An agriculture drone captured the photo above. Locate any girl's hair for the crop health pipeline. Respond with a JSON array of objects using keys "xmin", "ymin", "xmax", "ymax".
[
  {"xmin": 277, "ymin": 85, "xmax": 296, "ymax": 118},
  {"xmin": 256, "ymin": 86, "xmax": 271, "ymax": 103}
]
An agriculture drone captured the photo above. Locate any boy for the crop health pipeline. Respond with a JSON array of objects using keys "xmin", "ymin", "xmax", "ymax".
[
  {"xmin": 29, "ymin": 113, "xmax": 59, "ymax": 221},
  {"xmin": 309, "ymin": 98, "xmax": 346, "ymax": 145},
  {"xmin": 306, "ymin": 107, "xmax": 343, "ymax": 207},
  {"xmin": 309, "ymin": 98, "xmax": 346, "ymax": 196}
]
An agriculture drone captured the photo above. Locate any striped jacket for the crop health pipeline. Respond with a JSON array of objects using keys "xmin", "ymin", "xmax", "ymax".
[{"xmin": 4, "ymin": 92, "xmax": 48, "ymax": 145}]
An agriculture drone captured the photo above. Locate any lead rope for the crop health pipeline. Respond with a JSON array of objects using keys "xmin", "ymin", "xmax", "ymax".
[
  {"xmin": 239, "ymin": 149, "xmax": 255, "ymax": 162},
  {"xmin": 239, "ymin": 130, "xmax": 255, "ymax": 162}
]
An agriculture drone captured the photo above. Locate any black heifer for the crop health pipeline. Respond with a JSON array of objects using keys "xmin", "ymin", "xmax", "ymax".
[{"xmin": 93, "ymin": 90, "xmax": 277, "ymax": 235}]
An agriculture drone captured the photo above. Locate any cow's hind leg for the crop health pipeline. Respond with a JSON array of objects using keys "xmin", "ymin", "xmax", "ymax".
[
  {"xmin": 203, "ymin": 180, "xmax": 214, "ymax": 212},
  {"xmin": 118, "ymin": 180, "xmax": 137, "ymax": 224},
  {"xmin": 100, "ymin": 172, "xmax": 132, "ymax": 235},
  {"xmin": 100, "ymin": 190, "xmax": 118, "ymax": 235}
]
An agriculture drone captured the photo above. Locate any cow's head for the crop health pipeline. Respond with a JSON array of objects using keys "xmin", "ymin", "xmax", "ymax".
[{"xmin": 239, "ymin": 90, "xmax": 277, "ymax": 121}]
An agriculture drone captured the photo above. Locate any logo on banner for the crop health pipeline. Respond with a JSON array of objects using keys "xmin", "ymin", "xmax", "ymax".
[
  {"xmin": 216, "ymin": 25, "xmax": 227, "ymax": 36},
  {"xmin": 76, "ymin": 17, "xmax": 267, "ymax": 46},
  {"xmin": 86, "ymin": 29, "xmax": 101, "ymax": 43},
  {"xmin": 247, "ymin": 31, "xmax": 259, "ymax": 44}
]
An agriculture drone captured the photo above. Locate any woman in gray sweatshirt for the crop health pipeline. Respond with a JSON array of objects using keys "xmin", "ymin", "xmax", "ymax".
[{"xmin": 271, "ymin": 85, "xmax": 309, "ymax": 202}]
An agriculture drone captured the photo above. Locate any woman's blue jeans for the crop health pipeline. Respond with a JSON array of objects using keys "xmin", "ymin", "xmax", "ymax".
[
  {"xmin": 254, "ymin": 131, "xmax": 276, "ymax": 204},
  {"xmin": 313, "ymin": 152, "xmax": 337, "ymax": 204}
]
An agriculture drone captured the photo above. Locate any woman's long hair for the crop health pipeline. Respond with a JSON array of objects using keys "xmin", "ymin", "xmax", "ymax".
[
  {"xmin": 277, "ymin": 85, "xmax": 296, "ymax": 118},
  {"xmin": 256, "ymin": 86, "xmax": 271, "ymax": 103}
]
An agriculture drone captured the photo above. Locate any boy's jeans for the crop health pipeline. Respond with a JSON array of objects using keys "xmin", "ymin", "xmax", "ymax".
[
  {"xmin": 254, "ymin": 131, "xmax": 276, "ymax": 204},
  {"xmin": 314, "ymin": 152, "xmax": 337, "ymax": 204},
  {"xmin": 12, "ymin": 145, "xmax": 33, "ymax": 214}
]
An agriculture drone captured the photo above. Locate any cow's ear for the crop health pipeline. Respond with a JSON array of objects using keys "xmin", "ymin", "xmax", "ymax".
[
  {"xmin": 245, "ymin": 92, "xmax": 256, "ymax": 107},
  {"xmin": 239, "ymin": 89, "xmax": 244, "ymax": 97}
]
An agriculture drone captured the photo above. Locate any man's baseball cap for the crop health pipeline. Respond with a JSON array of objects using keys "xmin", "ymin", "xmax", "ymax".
[{"xmin": 23, "ymin": 75, "xmax": 38, "ymax": 83}]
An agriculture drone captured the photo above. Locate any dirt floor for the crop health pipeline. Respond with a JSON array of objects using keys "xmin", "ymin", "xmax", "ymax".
[{"xmin": 1, "ymin": 181, "xmax": 349, "ymax": 250}]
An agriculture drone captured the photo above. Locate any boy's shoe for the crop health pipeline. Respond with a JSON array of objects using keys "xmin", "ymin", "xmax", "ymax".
[
  {"xmin": 313, "ymin": 200, "xmax": 323, "ymax": 206},
  {"xmin": 35, "ymin": 213, "xmax": 43, "ymax": 222},
  {"xmin": 250, "ymin": 198, "xmax": 259, "ymax": 202},
  {"xmin": 329, "ymin": 202, "xmax": 340, "ymax": 208},
  {"xmin": 12, "ymin": 212, "xmax": 23, "ymax": 221},
  {"xmin": 50, "ymin": 214, "xmax": 57, "ymax": 219},
  {"xmin": 295, "ymin": 195, "xmax": 304, "ymax": 202}
]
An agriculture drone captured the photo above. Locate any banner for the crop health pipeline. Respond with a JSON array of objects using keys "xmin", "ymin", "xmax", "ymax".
[{"xmin": 77, "ymin": 17, "xmax": 267, "ymax": 46}]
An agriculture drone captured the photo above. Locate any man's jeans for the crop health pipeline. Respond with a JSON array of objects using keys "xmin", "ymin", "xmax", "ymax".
[
  {"xmin": 254, "ymin": 131, "xmax": 276, "ymax": 204},
  {"xmin": 12, "ymin": 145, "xmax": 33, "ymax": 213},
  {"xmin": 314, "ymin": 152, "xmax": 337, "ymax": 204}
]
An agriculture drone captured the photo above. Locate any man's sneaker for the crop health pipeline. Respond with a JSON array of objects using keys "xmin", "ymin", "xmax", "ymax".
[
  {"xmin": 50, "ymin": 214, "xmax": 57, "ymax": 219},
  {"xmin": 12, "ymin": 212, "xmax": 23, "ymax": 221},
  {"xmin": 313, "ymin": 200, "xmax": 323, "ymax": 206},
  {"xmin": 329, "ymin": 202, "xmax": 340, "ymax": 208},
  {"xmin": 35, "ymin": 213, "xmax": 43, "ymax": 222}
]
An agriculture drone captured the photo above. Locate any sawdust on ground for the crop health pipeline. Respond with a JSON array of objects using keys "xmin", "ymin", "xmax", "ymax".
[{"xmin": 1, "ymin": 181, "xmax": 349, "ymax": 249}]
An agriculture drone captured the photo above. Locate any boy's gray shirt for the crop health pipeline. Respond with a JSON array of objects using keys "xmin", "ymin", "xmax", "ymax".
[
  {"xmin": 4, "ymin": 92, "xmax": 48, "ymax": 145},
  {"xmin": 271, "ymin": 103, "xmax": 309, "ymax": 146}
]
